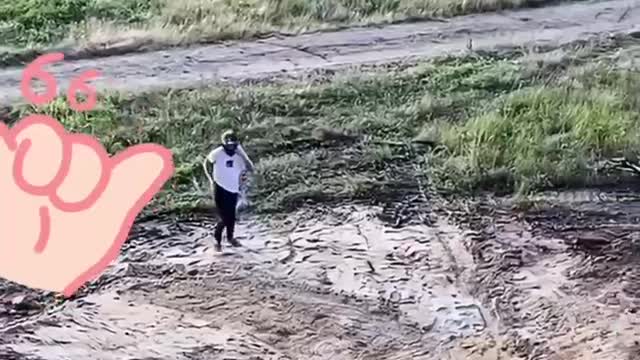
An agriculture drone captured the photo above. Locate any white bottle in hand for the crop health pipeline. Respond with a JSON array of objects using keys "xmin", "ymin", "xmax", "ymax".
[{"xmin": 237, "ymin": 170, "xmax": 250, "ymax": 213}]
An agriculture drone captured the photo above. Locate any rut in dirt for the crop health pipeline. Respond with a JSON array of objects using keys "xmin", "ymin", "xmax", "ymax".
[
  {"xmin": 0, "ymin": 0, "xmax": 639, "ymax": 104},
  {"xmin": 442, "ymin": 187, "xmax": 640, "ymax": 360},
  {"xmin": 0, "ymin": 210, "xmax": 494, "ymax": 359}
]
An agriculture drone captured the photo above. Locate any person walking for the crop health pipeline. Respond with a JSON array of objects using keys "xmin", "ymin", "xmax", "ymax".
[{"xmin": 203, "ymin": 130, "xmax": 255, "ymax": 251}]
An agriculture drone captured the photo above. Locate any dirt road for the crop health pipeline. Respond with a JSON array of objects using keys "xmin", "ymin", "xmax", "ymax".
[{"xmin": 1, "ymin": 0, "xmax": 639, "ymax": 105}]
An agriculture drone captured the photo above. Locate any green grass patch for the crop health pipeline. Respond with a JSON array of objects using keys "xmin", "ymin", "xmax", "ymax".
[
  {"xmin": 0, "ymin": 0, "xmax": 157, "ymax": 46},
  {"xmin": 435, "ymin": 66, "xmax": 640, "ymax": 194},
  {"xmin": 8, "ymin": 49, "xmax": 640, "ymax": 213}
]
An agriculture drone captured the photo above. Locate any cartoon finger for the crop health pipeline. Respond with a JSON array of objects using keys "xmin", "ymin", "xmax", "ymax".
[
  {"xmin": 11, "ymin": 114, "xmax": 69, "ymax": 196},
  {"xmin": 0, "ymin": 122, "xmax": 14, "ymax": 179},
  {"xmin": 96, "ymin": 144, "xmax": 173, "ymax": 219},
  {"xmin": 0, "ymin": 122, "xmax": 11, "ymax": 149},
  {"xmin": 51, "ymin": 134, "xmax": 109, "ymax": 212},
  {"xmin": 60, "ymin": 145, "xmax": 172, "ymax": 297}
]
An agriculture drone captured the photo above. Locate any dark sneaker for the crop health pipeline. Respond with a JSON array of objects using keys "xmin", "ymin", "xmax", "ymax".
[
  {"xmin": 228, "ymin": 238, "xmax": 241, "ymax": 247},
  {"xmin": 213, "ymin": 225, "xmax": 223, "ymax": 244},
  {"xmin": 214, "ymin": 242, "xmax": 222, "ymax": 252}
]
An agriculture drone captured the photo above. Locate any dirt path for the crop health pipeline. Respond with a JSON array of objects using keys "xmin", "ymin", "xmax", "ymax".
[{"xmin": 0, "ymin": 0, "xmax": 639, "ymax": 105}]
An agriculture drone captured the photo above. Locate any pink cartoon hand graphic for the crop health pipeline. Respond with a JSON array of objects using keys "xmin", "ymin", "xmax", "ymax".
[{"xmin": 0, "ymin": 115, "xmax": 173, "ymax": 297}]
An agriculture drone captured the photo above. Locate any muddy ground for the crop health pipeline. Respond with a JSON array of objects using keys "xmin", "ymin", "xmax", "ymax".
[
  {"xmin": 2, "ymin": 186, "xmax": 640, "ymax": 359},
  {"xmin": 0, "ymin": 0, "xmax": 639, "ymax": 104}
]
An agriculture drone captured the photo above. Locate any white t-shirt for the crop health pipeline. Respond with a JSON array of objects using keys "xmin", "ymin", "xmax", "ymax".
[{"xmin": 206, "ymin": 145, "xmax": 249, "ymax": 193}]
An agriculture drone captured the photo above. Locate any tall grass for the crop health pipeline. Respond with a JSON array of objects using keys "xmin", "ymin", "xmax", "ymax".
[
  {"xmin": 435, "ymin": 67, "xmax": 640, "ymax": 194},
  {"xmin": 0, "ymin": 0, "xmax": 156, "ymax": 46}
]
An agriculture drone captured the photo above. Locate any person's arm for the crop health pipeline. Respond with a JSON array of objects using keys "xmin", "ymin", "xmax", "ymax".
[
  {"xmin": 202, "ymin": 147, "xmax": 220, "ymax": 190},
  {"xmin": 237, "ymin": 145, "xmax": 255, "ymax": 172}
]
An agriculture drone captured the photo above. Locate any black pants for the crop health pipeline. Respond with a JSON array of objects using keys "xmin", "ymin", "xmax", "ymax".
[{"xmin": 214, "ymin": 182, "xmax": 239, "ymax": 243}]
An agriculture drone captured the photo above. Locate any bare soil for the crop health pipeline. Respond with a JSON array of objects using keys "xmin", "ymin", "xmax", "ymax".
[
  {"xmin": 0, "ymin": 0, "xmax": 639, "ymax": 105},
  {"xmin": 459, "ymin": 188, "xmax": 640, "ymax": 360},
  {"xmin": 2, "ymin": 186, "xmax": 640, "ymax": 359}
]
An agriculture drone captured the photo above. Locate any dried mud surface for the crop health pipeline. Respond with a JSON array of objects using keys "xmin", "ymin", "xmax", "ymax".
[
  {"xmin": 0, "ymin": 0, "xmax": 639, "ymax": 104},
  {"xmin": 445, "ymin": 188, "xmax": 640, "ymax": 360},
  {"xmin": 2, "ymin": 187, "xmax": 640, "ymax": 359}
]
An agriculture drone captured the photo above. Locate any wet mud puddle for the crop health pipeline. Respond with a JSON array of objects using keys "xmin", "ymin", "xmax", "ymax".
[{"xmin": 4, "ymin": 206, "xmax": 490, "ymax": 360}]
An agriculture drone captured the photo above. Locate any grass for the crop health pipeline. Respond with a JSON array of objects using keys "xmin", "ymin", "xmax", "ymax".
[
  {"xmin": 437, "ymin": 79, "xmax": 640, "ymax": 193},
  {"xmin": 7, "ymin": 39, "xmax": 640, "ymax": 214},
  {"xmin": 0, "ymin": 0, "xmax": 562, "ymax": 66}
]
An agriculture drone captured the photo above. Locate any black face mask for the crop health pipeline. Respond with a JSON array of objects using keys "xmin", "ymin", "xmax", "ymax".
[{"xmin": 223, "ymin": 143, "xmax": 237, "ymax": 156}]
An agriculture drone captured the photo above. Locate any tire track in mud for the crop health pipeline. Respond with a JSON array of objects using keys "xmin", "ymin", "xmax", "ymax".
[
  {"xmin": 0, "ymin": 196, "xmax": 497, "ymax": 359},
  {"xmin": 447, "ymin": 190, "xmax": 640, "ymax": 360},
  {"xmin": 0, "ymin": 0, "xmax": 639, "ymax": 104}
]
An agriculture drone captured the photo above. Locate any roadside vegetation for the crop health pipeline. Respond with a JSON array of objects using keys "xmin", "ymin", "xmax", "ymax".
[
  {"xmin": 1, "ymin": 0, "xmax": 561, "ymax": 66},
  {"xmin": 8, "ymin": 37, "xmax": 640, "ymax": 214}
]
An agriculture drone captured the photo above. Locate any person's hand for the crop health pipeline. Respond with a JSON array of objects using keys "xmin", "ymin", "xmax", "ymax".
[
  {"xmin": 0, "ymin": 115, "xmax": 173, "ymax": 297},
  {"xmin": 206, "ymin": 178, "xmax": 214, "ymax": 194}
]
